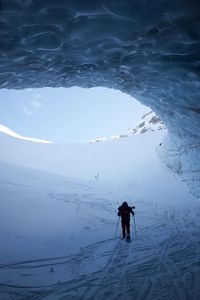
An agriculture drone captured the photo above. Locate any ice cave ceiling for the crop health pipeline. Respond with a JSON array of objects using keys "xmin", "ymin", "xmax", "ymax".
[{"xmin": 0, "ymin": 0, "xmax": 199, "ymax": 197}]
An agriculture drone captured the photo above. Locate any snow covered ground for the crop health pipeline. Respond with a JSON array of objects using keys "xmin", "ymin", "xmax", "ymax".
[{"xmin": 0, "ymin": 129, "xmax": 200, "ymax": 299}]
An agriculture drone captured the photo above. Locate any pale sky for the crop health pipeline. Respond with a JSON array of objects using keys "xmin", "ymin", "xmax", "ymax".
[{"xmin": 0, "ymin": 87, "xmax": 150, "ymax": 143}]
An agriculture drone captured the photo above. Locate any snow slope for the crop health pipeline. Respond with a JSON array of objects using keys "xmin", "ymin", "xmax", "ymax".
[
  {"xmin": 0, "ymin": 128, "xmax": 169, "ymax": 182},
  {"xmin": 0, "ymin": 124, "xmax": 52, "ymax": 144},
  {"xmin": 0, "ymin": 130, "xmax": 200, "ymax": 300}
]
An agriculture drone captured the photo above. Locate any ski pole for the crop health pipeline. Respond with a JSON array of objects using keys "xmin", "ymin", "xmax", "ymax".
[
  {"xmin": 132, "ymin": 214, "xmax": 137, "ymax": 238},
  {"xmin": 114, "ymin": 216, "xmax": 120, "ymax": 239}
]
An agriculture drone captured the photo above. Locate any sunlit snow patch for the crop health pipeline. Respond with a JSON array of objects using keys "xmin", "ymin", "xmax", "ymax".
[{"xmin": 0, "ymin": 124, "xmax": 52, "ymax": 144}]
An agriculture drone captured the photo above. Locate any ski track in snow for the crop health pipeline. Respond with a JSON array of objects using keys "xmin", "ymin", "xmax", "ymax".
[{"xmin": 1, "ymin": 198, "xmax": 200, "ymax": 300}]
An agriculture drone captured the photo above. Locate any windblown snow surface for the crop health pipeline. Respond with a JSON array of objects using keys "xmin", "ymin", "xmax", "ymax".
[{"xmin": 0, "ymin": 129, "xmax": 200, "ymax": 300}]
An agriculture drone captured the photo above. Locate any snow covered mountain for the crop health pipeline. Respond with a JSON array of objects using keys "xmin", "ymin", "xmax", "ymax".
[
  {"xmin": 89, "ymin": 111, "xmax": 166, "ymax": 143},
  {"xmin": 0, "ymin": 126, "xmax": 200, "ymax": 300},
  {"xmin": 0, "ymin": 123, "xmax": 52, "ymax": 144},
  {"xmin": 120, "ymin": 111, "xmax": 166, "ymax": 137}
]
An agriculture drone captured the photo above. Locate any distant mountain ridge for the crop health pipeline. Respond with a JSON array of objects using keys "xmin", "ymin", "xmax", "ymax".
[
  {"xmin": 89, "ymin": 111, "xmax": 166, "ymax": 143},
  {"xmin": 0, "ymin": 124, "xmax": 52, "ymax": 144},
  {"xmin": 120, "ymin": 111, "xmax": 166, "ymax": 137},
  {"xmin": 0, "ymin": 111, "xmax": 166, "ymax": 145}
]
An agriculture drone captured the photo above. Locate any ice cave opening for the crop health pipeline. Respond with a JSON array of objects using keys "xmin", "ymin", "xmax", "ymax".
[
  {"xmin": 1, "ymin": 2, "xmax": 200, "ymax": 298},
  {"xmin": 0, "ymin": 0, "xmax": 199, "ymax": 197},
  {"xmin": 0, "ymin": 86, "xmax": 152, "ymax": 143}
]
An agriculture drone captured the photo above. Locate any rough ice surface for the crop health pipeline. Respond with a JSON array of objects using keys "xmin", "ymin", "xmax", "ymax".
[{"xmin": 0, "ymin": 0, "xmax": 199, "ymax": 196}]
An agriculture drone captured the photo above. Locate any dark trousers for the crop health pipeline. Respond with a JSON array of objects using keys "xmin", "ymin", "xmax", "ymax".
[{"xmin": 121, "ymin": 218, "xmax": 130, "ymax": 237}]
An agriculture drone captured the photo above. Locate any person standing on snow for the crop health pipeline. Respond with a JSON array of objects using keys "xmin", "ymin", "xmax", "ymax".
[{"xmin": 118, "ymin": 202, "xmax": 135, "ymax": 239}]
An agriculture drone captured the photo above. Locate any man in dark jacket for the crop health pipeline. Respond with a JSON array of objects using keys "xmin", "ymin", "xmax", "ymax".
[{"xmin": 118, "ymin": 202, "xmax": 135, "ymax": 239}]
